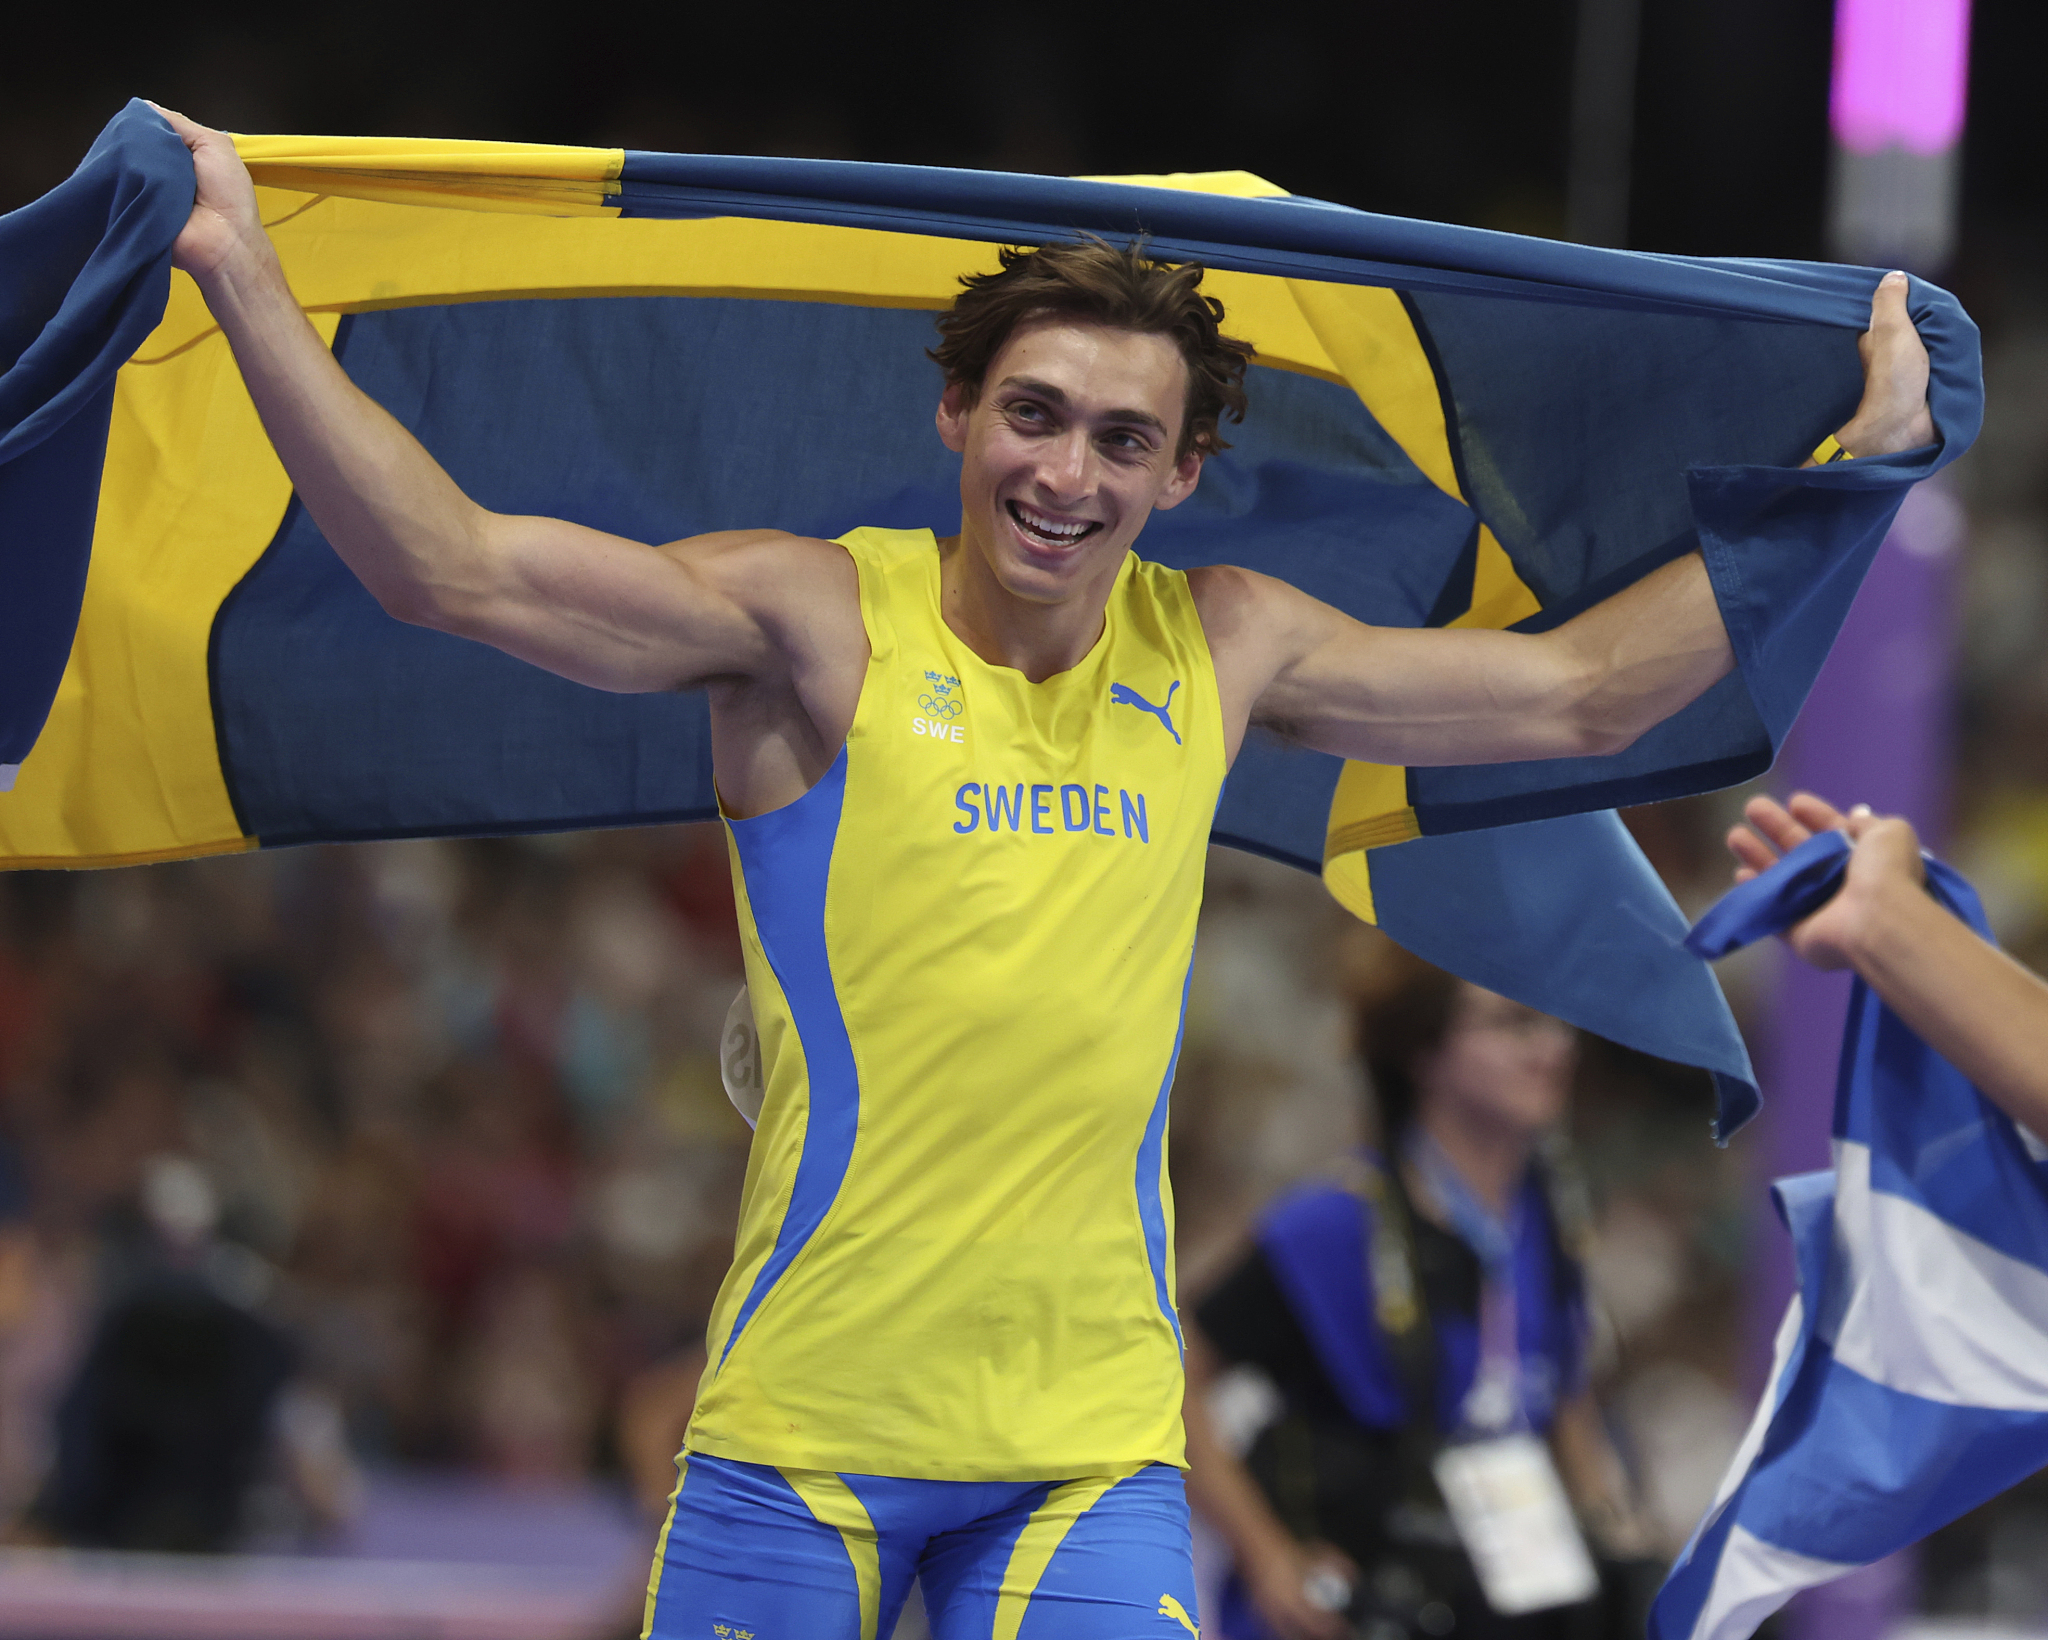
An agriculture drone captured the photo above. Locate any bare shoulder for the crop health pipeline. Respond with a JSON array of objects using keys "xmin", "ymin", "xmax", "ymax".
[
  {"xmin": 1186, "ymin": 564, "xmax": 1351, "ymax": 761},
  {"xmin": 662, "ymin": 527, "xmax": 857, "ymax": 602},
  {"xmin": 1186, "ymin": 563, "xmax": 1335, "ymax": 670},
  {"xmin": 671, "ymin": 530, "xmax": 869, "ymax": 809},
  {"xmin": 662, "ymin": 527, "xmax": 864, "ymax": 646}
]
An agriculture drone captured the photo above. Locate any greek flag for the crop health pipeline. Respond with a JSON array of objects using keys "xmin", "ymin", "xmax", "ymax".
[{"xmin": 1652, "ymin": 830, "xmax": 2048, "ymax": 1640}]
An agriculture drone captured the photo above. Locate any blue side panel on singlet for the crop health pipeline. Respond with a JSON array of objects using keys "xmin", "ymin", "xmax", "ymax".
[
  {"xmin": 1136, "ymin": 964, "xmax": 1196, "ymax": 1354},
  {"xmin": 719, "ymin": 747, "xmax": 861, "ymax": 1366}
]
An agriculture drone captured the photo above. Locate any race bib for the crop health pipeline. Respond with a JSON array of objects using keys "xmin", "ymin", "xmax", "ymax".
[{"xmin": 721, "ymin": 985, "xmax": 764, "ymax": 1129}]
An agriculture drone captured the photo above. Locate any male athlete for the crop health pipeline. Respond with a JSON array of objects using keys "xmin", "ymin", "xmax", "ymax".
[{"xmin": 155, "ymin": 106, "xmax": 1933, "ymax": 1640}]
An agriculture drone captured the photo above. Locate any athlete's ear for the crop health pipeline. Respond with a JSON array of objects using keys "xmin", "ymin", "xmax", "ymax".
[
  {"xmin": 1149, "ymin": 447, "xmax": 1205, "ymax": 513},
  {"xmin": 935, "ymin": 381, "xmax": 972, "ymax": 453}
]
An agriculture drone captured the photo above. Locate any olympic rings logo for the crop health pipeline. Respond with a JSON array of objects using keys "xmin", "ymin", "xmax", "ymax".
[{"xmin": 919, "ymin": 694, "xmax": 963, "ymax": 719}]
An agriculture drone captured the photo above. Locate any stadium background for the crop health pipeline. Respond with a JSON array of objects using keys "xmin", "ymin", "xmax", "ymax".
[{"xmin": 3, "ymin": 3, "xmax": 2047, "ymax": 1634}]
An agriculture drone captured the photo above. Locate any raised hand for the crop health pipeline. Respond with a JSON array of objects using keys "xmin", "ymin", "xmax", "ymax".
[
  {"xmin": 1834, "ymin": 271, "xmax": 1937, "ymax": 460},
  {"xmin": 1727, "ymin": 792, "xmax": 2048, "ymax": 1139},
  {"xmin": 1725, "ymin": 792, "xmax": 1926, "ymax": 971},
  {"xmin": 144, "ymin": 102, "xmax": 267, "ymax": 285},
  {"xmin": 1725, "ymin": 791, "xmax": 1846, "ymax": 881}
]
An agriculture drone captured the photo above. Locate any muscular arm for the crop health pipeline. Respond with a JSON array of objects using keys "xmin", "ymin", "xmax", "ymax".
[
  {"xmin": 1200, "ymin": 550, "xmax": 1728, "ymax": 767},
  {"xmin": 1199, "ymin": 273, "xmax": 1935, "ymax": 770},
  {"xmin": 1731, "ymin": 795, "xmax": 2048, "ymax": 1143},
  {"xmin": 156, "ymin": 106, "xmax": 841, "ymax": 699}
]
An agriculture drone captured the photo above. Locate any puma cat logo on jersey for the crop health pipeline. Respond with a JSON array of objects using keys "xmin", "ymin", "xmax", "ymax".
[{"xmin": 1111, "ymin": 680, "xmax": 1181, "ymax": 745}]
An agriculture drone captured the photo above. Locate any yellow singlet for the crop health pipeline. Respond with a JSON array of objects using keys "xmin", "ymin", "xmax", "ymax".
[{"xmin": 684, "ymin": 526, "xmax": 1226, "ymax": 1482}]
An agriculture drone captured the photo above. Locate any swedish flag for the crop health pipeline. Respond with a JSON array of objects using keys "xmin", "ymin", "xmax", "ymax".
[{"xmin": 0, "ymin": 102, "xmax": 1983, "ymax": 1131}]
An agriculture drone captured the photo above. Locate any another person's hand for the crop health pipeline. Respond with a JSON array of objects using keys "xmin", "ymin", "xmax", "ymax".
[
  {"xmin": 1725, "ymin": 792, "xmax": 1926, "ymax": 971},
  {"xmin": 1731, "ymin": 793, "xmax": 2048, "ymax": 1144},
  {"xmin": 1240, "ymin": 1535, "xmax": 1358, "ymax": 1640},
  {"xmin": 145, "ymin": 102, "xmax": 266, "ymax": 284}
]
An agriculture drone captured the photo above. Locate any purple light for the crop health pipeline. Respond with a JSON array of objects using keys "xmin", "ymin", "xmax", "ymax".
[{"xmin": 1831, "ymin": 0, "xmax": 1972, "ymax": 155}]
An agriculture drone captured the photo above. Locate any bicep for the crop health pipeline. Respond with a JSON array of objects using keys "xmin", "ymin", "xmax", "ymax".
[
  {"xmin": 1251, "ymin": 589, "xmax": 1595, "ymax": 766},
  {"xmin": 434, "ymin": 516, "xmax": 803, "ymax": 694}
]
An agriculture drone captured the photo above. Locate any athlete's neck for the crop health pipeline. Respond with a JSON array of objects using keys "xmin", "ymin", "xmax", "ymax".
[{"xmin": 935, "ymin": 532, "xmax": 1120, "ymax": 683}]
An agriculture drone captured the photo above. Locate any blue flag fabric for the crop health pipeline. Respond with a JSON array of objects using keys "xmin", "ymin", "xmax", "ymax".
[
  {"xmin": 0, "ymin": 103, "xmax": 1989, "ymax": 1129},
  {"xmin": 1652, "ymin": 832, "xmax": 2048, "ymax": 1640},
  {"xmin": 0, "ymin": 109, "xmax": 190, "ymax": 802}
]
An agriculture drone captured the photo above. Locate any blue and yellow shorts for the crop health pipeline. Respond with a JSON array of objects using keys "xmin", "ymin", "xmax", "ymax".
[{"xmin": 643, "ymin": 1453, "xmax": 1199, "ymax": 1640}]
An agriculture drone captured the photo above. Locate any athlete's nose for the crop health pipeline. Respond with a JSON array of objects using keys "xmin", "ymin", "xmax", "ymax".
[{"xmin": 1034, "ymin": 427, "xmax": 1094, "ymax": 503}]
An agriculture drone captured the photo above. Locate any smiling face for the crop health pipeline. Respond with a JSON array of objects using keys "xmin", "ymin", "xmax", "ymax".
[{"xmin": 935, "ymin": 318, "xmax": 1205, "ymax": 610}]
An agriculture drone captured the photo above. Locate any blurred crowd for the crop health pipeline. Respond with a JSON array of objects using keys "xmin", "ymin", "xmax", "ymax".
[{"xmin": 0, "ymin": 824, "xmax": 754, "ymax": 1547}]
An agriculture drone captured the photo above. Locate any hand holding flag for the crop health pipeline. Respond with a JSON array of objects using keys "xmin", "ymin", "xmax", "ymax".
[
  {"xmin": 147, "ymin": 103, "xmax": 263, "ymax": 284},
  {"xmin": 1728, "ymin": 792, "xmax": 2048, "ymax": 1141},
  {"xmin": 1653, "ymin": 801, "xmax": 2048, "ymax": 1640}
]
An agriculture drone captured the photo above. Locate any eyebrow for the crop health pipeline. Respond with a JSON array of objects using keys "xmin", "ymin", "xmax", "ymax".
[{"xmin": 994, "ymin": 375, "xmax": 1170, "ymax": 438}]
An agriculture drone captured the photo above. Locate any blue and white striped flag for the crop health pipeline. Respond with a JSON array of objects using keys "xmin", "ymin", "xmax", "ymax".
[{"xmin": 1652, "ymin": 829, "xmax": 2048, "ymax": 1640}]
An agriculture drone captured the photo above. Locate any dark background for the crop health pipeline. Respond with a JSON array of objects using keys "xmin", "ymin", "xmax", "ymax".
[{"xmin": 0, "ymin": 0, "xmax": 2039, "ymax": 267}]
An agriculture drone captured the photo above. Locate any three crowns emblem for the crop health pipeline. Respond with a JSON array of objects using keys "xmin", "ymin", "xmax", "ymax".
[{"xmin": 919, "ymin": 669, "xmax": 964, "ymax": 720}]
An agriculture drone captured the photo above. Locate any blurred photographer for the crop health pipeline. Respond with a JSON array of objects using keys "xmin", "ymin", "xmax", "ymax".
[{"xmin": 1185, "ymin": 963, "xmax": 1649, "ymax": 1640}]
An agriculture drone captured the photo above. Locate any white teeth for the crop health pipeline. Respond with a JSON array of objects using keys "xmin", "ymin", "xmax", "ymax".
[{"xmin": 1014, "ymin": 504, "xmax": 1092, "ymax": 540}]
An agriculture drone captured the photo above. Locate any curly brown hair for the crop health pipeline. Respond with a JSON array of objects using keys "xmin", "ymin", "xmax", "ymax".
[{"xmin": 929, "ymin": 237, "xmax": 1254, "ymax": 460}]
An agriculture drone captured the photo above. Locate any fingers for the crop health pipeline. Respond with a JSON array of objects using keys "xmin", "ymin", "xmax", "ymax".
[
  {"xmin": 1851, "ymin": 811, "xmax": 1923, "ymax": 862},
  {"xmin": 1726, "ymin": 791, "xmax": 1866, "ymax": 882},
  {"xmin": 1857, "ymin": 272, "xmax": 1911, "ymax": 370},
  {"xmin": 1835, "ymin": 813, "xmax": 1927, "ymax": 910},
  {"xmin": 1785, "ymin": 791, "xmax": 1851, "ymax": 834},
  {"xmin": 1740, "ymin": 791, "xmax": 1917, "ymax": 860},
  {"xmin": 144, "ymin": 101, "xmax": 206, "ymax": 144},
  {"xmin": 1842, "ymin": 271, "xmax": 1935, "ymax": 457},
  {"xmin": 1740, "ymin": 794, "xmax": 1813, "ymax": 852},
  {"xmin": 1868, "ymin": 268, "xmax": 1910, "ymax": 334},
  {"xmin": 1725, "ymin": 824, "xmax": 1779, "ymax": 876}
]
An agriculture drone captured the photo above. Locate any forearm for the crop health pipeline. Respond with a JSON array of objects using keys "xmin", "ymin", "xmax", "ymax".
[
  {"xmin": 1550, "ymin": 552, "xmax": 1733, "ymax": 751},
  {"xmin": 1842, "ymin": 879, "xmax": 2048, "ymax": 1141},
  {"xmin": 196, "ymin": 235, "xmax": 497, "ymax": 625}
]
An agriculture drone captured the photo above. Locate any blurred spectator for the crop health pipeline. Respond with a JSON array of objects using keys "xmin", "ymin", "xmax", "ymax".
[
  {"xmin": 28, "ymin": 1155, "xmax": 301, "ymax": 1550},
  {"xmin": 1184, "ymin": 959, "xmax": 1654, "ymax": 1640}
]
